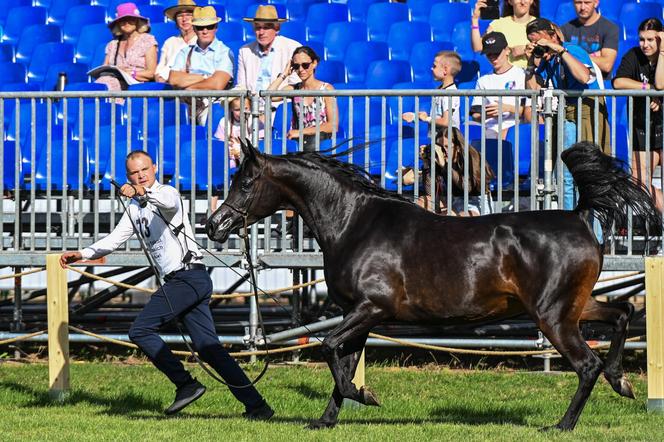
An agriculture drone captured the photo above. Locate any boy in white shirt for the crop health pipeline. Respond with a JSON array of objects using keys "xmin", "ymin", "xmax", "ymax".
[{"xmin": 471, "ymin": 32, "xmax": 528, "ymax": 139}]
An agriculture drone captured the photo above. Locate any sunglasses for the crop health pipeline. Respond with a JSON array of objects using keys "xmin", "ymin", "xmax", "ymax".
[
  {"xmin": 194, "ymin": 24, "xmax": 217, "ymax": 31},
  {"xmin": 291, "ymin": 62, "xmax": 312, "ymax": 70}
]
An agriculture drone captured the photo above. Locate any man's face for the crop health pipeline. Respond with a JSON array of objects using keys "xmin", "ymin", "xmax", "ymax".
[
  {"xmin": 194, "ymin": 23, "xmax": 217, "ymax": 46},
  {"xmin": 175, "ymin": 11, "xmax": 194, "ymax": 32},
  {"xmin": 253, "ymin": 22, "xmax": 278, "ymax": 48},
  {"xmin": 573, "ymin": 0, "xmax": 598, "ymax": 21},
  {"xmin": 126, "ymin": 154, "xmax": 157, "ymax": 188}
]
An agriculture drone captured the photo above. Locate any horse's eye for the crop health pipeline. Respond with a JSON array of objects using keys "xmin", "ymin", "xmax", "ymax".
[{"xmin": 241, "ymin": 179, "xmax": 253, "ymax": 191}]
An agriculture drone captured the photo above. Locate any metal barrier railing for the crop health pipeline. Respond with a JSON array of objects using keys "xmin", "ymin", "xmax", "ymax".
[{"xmin": 0, "ymin": 88, "xmax": 661, "ymax": 263}]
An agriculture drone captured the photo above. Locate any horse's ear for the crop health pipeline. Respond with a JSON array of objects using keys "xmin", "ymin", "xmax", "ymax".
[{"xmin": 240, "ymin": 139, "xmax": 259, "ymax": 162}]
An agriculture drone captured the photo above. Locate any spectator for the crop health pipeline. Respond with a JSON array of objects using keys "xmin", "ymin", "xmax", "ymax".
[
  {"xmin": 560, "ymin": 0, "xmax": 619, "ymax": 81},
  {"xmin": 155, "ymin": 0, "xmax": 198, "ymax": 83},
  {"xmin": 613, "ymin": 18, "xmax": 664, "ymax": 212},
  {"xmin": 214, "ymin": 95, "xmax": 265, "ymax": 168},
  {"xmin": 168, "ymin": 6, "xmax": 234, "ymax": 124},
  {"xmin": 96, "ymin": 2, "xmax": 158, "ymax": 91},
  {"xmin": 471, "ymin": 0, "xmax": 538, "ymax": 68},
  {"xmin": 402, "ymin": 51, "xmax": 461, "ymax": 129},
  {"xmin": 471, "ymin": 32, "xmax": 528, "ymax": 139},
  {"xmin": 237, "ymin": 5, "xmax": 301, "ymax": 112},
  {"xmin": 406, "ymin": 127, "xmax": 494, "ymax": 215},
  {"xmin": 525, "ymin": 18, "xmax": 609, "ymax": 212},
  {"xmin": 267, "ymin": 46, "xmax": 338, "ymax": 152}
]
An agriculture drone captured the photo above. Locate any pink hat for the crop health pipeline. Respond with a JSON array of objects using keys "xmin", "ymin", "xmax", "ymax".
[{"xmin": 108, "ymin": 2, "xmax": 150, "ymax": 28}]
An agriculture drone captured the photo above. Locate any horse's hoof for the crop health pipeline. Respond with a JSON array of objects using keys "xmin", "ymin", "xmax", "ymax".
[
  {"xmin": 613, "ymin": 377, "xmax": 635, "ymax": 399},
  {"xmin": 306, "ymin": 420, "xmax": 335, "ymax": 430},
  {"xmin": 360, "ymin": 386, "xmax": 380, "ymax": 407}
]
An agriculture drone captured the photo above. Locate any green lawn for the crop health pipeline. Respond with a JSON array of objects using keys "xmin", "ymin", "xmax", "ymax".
[{"xmin": 0, "ymin": 362, "xmax": 661, "ymax": 441}]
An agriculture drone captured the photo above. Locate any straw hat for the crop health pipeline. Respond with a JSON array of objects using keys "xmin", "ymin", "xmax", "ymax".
[
  {"xmin": 243, "ymin": 5, "xmax": 287, "ymax": 23},
  {"xmin": 164, "ymin": 0, "xmax": 197, "ymax": 21},
  {"xmin": 108, "ymin": 2, "xmax": 150, "ymax": 28},
  {"xmin": 191, "ymin": 6, "xmax": 222, "ymax": 26}
]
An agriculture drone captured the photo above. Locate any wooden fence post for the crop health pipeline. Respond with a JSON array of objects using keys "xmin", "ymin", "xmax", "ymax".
[
  {"xmin": 646, "ymin": 257, "xmax": 664, "ymax": 413},
  {"xmin": 46, "ymin": 254, "xmax": 69, "ymax": 401}
]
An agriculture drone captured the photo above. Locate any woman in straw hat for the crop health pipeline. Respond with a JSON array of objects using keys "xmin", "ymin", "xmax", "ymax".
[
  {"xmin": 156, "ymin": 0, "xmax": 198, "ymax": 82},
  {"xmin": 96, "ymin": 2, "xmax": 157, "ymax": 91}
]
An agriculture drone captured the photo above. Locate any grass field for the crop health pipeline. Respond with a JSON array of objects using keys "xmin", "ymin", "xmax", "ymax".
[{"xmin": 0, "ymin": 361, "xmax": 661, "ymax": 441}]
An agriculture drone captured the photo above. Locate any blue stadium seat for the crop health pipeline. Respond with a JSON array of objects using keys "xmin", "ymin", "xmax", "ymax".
[
  {"xmin": 271, "ymin": 101, "xmax": 293, "ymax": 140},
  {"xmin": 15, "ymin": 24, "xmax": 62, "ymax": 65},
  {"xmin": 366, "ymin": 2, "xmax": 409, "ymax": 42},
  {"xmin": 305, "ymin": 3, "xmax": 349, "ymax": 42},
  {"xmin": 75, "ymin": 24, "xmax": 111, "ymax": 66},
  {"xmin": 316, "ymin": 59, "xmax": 345, "ymax": 84},
  {"xmin": 305, "ymin": 40, "xmax": 324, "ymax": 60},
  {"xmin": 365, "ymin": 60, "xmax": 411, "ymax": 89},
  {"xmin": 226, "ymin": 0, "xmax": 258, "ymax": 22},
  {"xmin": 554, "ymin": 2, "xmax": 576, "ymax": 25},
  {"xmin": 33, "ymin": 137, "xmax": 90, "ymax": 191},
  {"xmin": 451, "ymin": 21, "xmax": 474, "ymax": 59},
  {"xmin": 347, "ymin": 0, "xmax": 384, "ymax": 22},
  {"xmin": 63, "ymin": 5, "xmax": 107, "ymax": 46},
  {"xmin": 344, "ymin": 41, "xmax": 388, "ymax": 83},
  {"xmin": 410, "ymin": 41, "xmax": 454, "ymax": 82},
  {"xmin": 324, "ymin": 21, "xmax": 367, "ymax": 62},
  {"xmin": 539, "ymin": 1, "xmax": 557, "ymax": 20},
  {"xmin": 2, "ymin": 7, "xmax": 48, "ymax": 45},
  {"xmin": 217, "ymin": 22, "xmax": 246, "ymax": 44},
  {"xmin": 2, "ymin": 140, "xmax": 22, "ymax": 189},
  {"xmin": 456, "ymin": 60, "xmax": 480, "ymax": 84},
  {"xmin": 278, "ymin": 21, "xmax": 306, "ymax": 43},
  {"xmin": 125, "ymin": 92, "xmax": 189, "ymax": 138},
  {"xmin": 42, "ymin": 62, "xmax": 88, "ymax": 91},
  {"xmin": 152, "ymin": 23, "xmax": 181, "ymax": 50},
  {"xmin": 99, "ymin": 138, "xmax": 148, "ymax": 191},
  {"xmin": 0, "ymin": 61, "xmax": 26, "ymax": 84},
  {"xmin": 384, "ymin": 137, "xmax": 418, "ymax": 190},
  {"xmin": 91, "ymin": 42, "xmax": 108, "ymax": 70},
  {"xmin": 621, "ymin": 3, "xmax": 663, "ymax": 40},
  {"xmin": 0, "ymin": 0, "xmax": 33, "ymax": 26},
  {"xmin": 137, "ymin": 4, "xmax": 167, "ymax": 25},
  {"xmin": 598, "ymin": 0, "xmax": 622, "ymax": 21},
  {"xmin": 409, "ymin": 0, "xmax": 446, "ymax": 23},
  {"xmin": 470, "ymin": 139, "xmax": 515, "ymax": 191},
  {"xmin": 0, "ymin": 43, "xmax": 14, "ymax": 63},
  {"xmin": 1, "ymin": 82, "xmax": 39, "ymax": 92},
  {"xmin": 429, "ymin": 2, "xmax": 471, "ymax": 42},
  {"xmin": 7, "ymin": 100, "xmax": 57, "ymax": 146},
  {"xmin": 284, "ymin": 0, "xmax": 319, "ymax": 23},
  {"xmin": 388, "ymin": 21, "xmax": 431, "ymax": 61},
  {"xmin": 388, "ymin": 81, "xmax": 435, "ymax": 137},
  {"xmin": 48, "ymin": 0, "xmax": 88, "ymax": 26},
  {"xmin": 173, "ymin": 139, "xmax": 225, "ymax": 191},
  {"xmin": 505, "ymin": 123, "xmax": 545, "ymax": 176},
  {"xmin": 27, "ymin": 43, "xmax": 74, "ymax": 84}
]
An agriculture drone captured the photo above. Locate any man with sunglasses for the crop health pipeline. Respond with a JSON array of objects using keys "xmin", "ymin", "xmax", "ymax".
[
  {"xmin": 168, "ymin": 6, "xmax": 234, "ymax": 123},
  {"xmin": 237, "ymin": 5, "xmax": 300, "ymax": 112}
]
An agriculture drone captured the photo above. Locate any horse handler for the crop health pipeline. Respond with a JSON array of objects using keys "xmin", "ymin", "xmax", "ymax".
[{"xmin": 60, "ymin": 150, "xmax": 273, "ymax": 420}]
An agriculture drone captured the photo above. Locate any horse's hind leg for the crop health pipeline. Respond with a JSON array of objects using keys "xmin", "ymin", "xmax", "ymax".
[
  {"xmin": 580, "ymin": 298, "xmax": 635, "ymax": 398},
  {"xmin": 538, "ymin": 318, "xmax": 603, "ymax": 431},
  {"xmin": 308, "ymin": 335, "xmax": 367, "ymax": 430}
]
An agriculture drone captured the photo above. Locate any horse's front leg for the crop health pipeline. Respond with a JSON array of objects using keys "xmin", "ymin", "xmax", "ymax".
[
  {"xmin": 308, "ymin": 335, "xmax": 368, "ymax": 430},
  {"xmin": 320, "ymin": 304, "xmax": 383, "ymax": 401}
]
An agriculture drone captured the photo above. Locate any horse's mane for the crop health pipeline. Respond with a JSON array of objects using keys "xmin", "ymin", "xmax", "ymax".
[{"xmin": 280, "ymin": 140, "xmax": 411, "ymax": 204}]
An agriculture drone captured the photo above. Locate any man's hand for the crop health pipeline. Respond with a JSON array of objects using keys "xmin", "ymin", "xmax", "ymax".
[
  {"xmin": 120, "ymin": 184, "xmax": 145, "ymax": 198},
  {"xmin": 536, "ymin": 39, "xmax": 565, "ymax": 57},
  {"xmin": 60, "ymin": 251, "xmax": 82, "ymax": 269},
  {"xmin": 485, "ymin": 103, "xmax": 515, "ymax": 118}
]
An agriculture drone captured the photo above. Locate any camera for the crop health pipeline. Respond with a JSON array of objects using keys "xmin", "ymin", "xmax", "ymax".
[{"xmin": 532, "ymin": 45, "xmax": 549, "ymax": 58}]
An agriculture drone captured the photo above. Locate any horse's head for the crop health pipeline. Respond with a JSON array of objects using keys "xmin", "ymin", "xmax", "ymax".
[{"xmin": 206, "ymin": 140, "xmax": 283, "ymax": 243}]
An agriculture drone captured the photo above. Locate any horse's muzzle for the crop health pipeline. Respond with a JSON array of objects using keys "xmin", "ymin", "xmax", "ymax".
[{"xmin": 205, "ymin": 211, "xmax": 237, "ymax": 243}]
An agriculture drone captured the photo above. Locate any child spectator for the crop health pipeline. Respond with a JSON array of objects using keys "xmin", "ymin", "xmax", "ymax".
[
  {"xmin": 214, "ymin": 95, "xmax": 265, "ymax": 169},
  {"xmin": 402, "ymin": 51, "xmax": 461, "ymax": 129},
  {"xmin": 471, "ymin": 32, "xmax": 528, "ymax": 139}
]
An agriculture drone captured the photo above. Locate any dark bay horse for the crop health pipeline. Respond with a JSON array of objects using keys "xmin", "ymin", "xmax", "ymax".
[{"xmin": 206, "ymin": 140, "xmax": 660, "ymax": 430}]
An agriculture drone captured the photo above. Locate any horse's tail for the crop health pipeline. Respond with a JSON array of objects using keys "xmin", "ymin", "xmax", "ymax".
[{"xmin": 561, "ymin": 141, "xmax": 661, "ymax": 242}]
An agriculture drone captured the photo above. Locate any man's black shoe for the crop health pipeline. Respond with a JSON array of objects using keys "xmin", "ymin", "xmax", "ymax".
[
  {"xmin": 164, "ymin": 379, "xmax": 206, "ymax": 415},
  {"xmin": 242, "ymin": 402, "xmax": 274, "ymax": 421}
]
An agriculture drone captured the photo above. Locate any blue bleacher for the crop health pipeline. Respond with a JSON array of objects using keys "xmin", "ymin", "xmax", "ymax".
[
  {"xmin": 365, "ymin": 59, "xmax": 411, "ymax": 89},
  {"xmin": 75, "ymin": 24, "xmax": 111, "ymax": 66},
  {"xmin": 0, "ymin": 0, "xmax": 33, "ymax": 26},
  {"xmin": 139, "ymin": 4, "xmax": 168, "ymax": 25},
  {"xmin": 62, "ymin": 5, "xmax": 107, "ymax": 46},
  {"xmin": 347, "ymin": 0, "xmax": 384, "ymax": 23},
  {"xmin": 33, "ymin": 137, "xmax": 90, "ymax": 191},
  {"xmin": 171, "ymin": 139, "xmax": 226, "ymax": 192},
  {"xmin": 15, "ymin": 24, "xmax": 62, "ymax": 65},
  {"xmin": 47, "ymin": 0, "xmax": 88, "ymax": 27},
  {"xmin": 2, "ymin": 7, "xmax": 48, "ymax": 45},
  {"xmin": 2, "ymin": 140, "xmax": 22, "ymax": 189},
  {"xmin": 554, "ymin": 2, "xmax": 576, "ymax": 26},
  {"xmin": 410, "ymin": 41, "xmax": 454, "ymax": 83},
  {"xmin": 408, "ymin": 0, "xmax": 447, "ymax": 23},
  {"xmin": 43, "ymin": 62, "xmax": 88, "ymax": 91},
  {"xmin": 366, "ymin": 2, "xmax": 409, "ymax": 42},
  {"xmin": 620, "ymin": 3, "xmax": 663, "ymax": 40},
  {"xmin": 323, "ymin": 21, "xmax": 367, "ymax": 62},
  {"xmin": 470, "ymin": 139, "xmax": 515, "ymax": 191},
  {"xmin": 388, "ymin": 21, "xmax": 431, "ymax": 61},
  {"xmin": 316, "ymin": 59, "xmax": 346, "ymax": 84},
  {"xmin": 278, "ymin": 21, "xmax": 306, "ymax": 43},
  {"xmin": 429, "ymin": 2, "xmax": 471, "ymax": 43},
  {"xmin": 505, "ymin": 123, "xmax": 545, "ymax": 177},
  {"xmin": 0, "ymin": 61, "xmax": 26, "ymax": 84},
  {"xmin": 225, "ymin": 0, "xmax": 258, "ymax": 22},
  {"xmin": 451, "ymin": 21, "xmax": 474, "ymax": 59},
  {"xmin": 150, "ymin": 22, "xmax": 177, "ymax": 47},
  {"xmin": 217, "ymin": 22, "xmax": 247, "ymax": 45},
  {"xmin": 284, "ymin": 0, "xmax": 321, "ymax": 23},
  {"xmin": 27, "ymin": 43, "xmax": 74, "ymax": 84},
  {"xmin": 0, "ymin": 44, "xmax": 15, "ymax": 63},
  {"xmin": 599, "ymin": 0, "xmax": 623, "ymax": 22},
  {"xmin": 305, "ymin": 3, "xmax": 349, "ymax": 43},
  {"xmin": 344, "ymin": 41, "xmax": 388, "ymax": 83}
]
